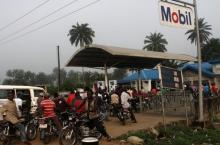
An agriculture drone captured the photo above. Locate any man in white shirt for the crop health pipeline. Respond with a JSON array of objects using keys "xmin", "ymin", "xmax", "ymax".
[
  {"xmin": 121, "ymin": 91, "xmax": 132, "ymax": 109},
  {"xmin": 14, "ymin": 97, "xmax": 23, "ymax": 117},
  {"xmin": 120, "ymin": 89, "xmax": 137, "ymax": 123}
]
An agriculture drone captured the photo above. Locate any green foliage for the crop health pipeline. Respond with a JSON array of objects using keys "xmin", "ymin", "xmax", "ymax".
[
  {"xmin": 109, "ymin": 68, "xmax": 127, "ymax": 80},
  {"xmin": 143, "ymin": 32, "xmax": 168, "ymax": 52},
  {"xmin": 68, "ymin": 22, "xmax": 95, "ymax": 47},
  {"xmin": 185, "ymin": 18, "xmax": 212, "ymax": 45},
  {"xmin": 202, "ymin": 38, "xmax": 220, "ymax": 61},
  {"xmin": 2, "ymin": 68, "xmax": 116, "ymax": 94},
  {"xmin": 117, "ymin": 125, "xmax": 220, "ymax": 145},
  {"xmin": 161, "ymin": 60, "xmax": 180, "ymax": 69}
]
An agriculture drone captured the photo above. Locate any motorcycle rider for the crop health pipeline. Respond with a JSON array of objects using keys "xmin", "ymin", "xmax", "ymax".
[
  {"xmin": 1, "ymin": 91, "xmax": 31, "ymax": 145},
  {"xmin": 53, "ymin": 92, "xmax": 69, "ymax": 114},
  {"xmin": 110, "ymin": 90, "xmax": 120, "ymax": 117},
  {"xmin": 80, "ymin": 87, "xmax": 112, "ymax": 141},
  {"xmin": 120, "ymin": 88, "xmax": 137, "ymax": 123},
  {"xmin": 66, "ymin": 90, "xmax": 76, "ymax": 107},
  {"xmin": 40, "ymin": 93, "xmax": 62, "ymax": 133}
]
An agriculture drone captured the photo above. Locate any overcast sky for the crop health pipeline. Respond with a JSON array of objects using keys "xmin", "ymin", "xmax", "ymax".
[{"xmin": 0, "ymin": 0, "xmax": 220, "ymax": 83}]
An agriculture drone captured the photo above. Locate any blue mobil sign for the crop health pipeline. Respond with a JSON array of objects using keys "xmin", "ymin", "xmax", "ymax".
[{"xmin": 159, "ymin": 1, "xmax": 195, "ymax": 29}]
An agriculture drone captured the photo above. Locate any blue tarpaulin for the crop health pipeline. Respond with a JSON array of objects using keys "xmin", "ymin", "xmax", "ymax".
[
  {"xmin": 181, "ymin": 62, "xmax": 216, "ymax": 78},
  {"xmin": 118, "ymin": 69, "xmax": 159, "ymax": 84}
]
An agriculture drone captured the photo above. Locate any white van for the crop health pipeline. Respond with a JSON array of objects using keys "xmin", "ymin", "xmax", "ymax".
[{"xmin": 0, "ymin": 85, "xmax": 45, "ymax": 115}]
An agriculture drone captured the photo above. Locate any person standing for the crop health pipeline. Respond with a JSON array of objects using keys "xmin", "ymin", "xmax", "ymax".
[
  {"xmin": 211, "ymin": 83, "xmax": 218, "ymax": 96},
  {"xmin": 203, "ymin": 82, "xmax": 210, "ymax": 98},
  {"xmin": 1, "ymin": 91, "xmax": 31, "ymax": 145}
]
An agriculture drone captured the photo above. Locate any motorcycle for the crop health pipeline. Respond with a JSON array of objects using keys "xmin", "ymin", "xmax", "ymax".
[
  {"xmin": 116, "ymin": 106, "xmax": 132, "ymax": 125},
  {"xmin": 0, "ymin": 118, "xmax": 37, "ymax": 145},
  {"xmin": 39, "ymin": 117, "xmax": 59, "ymax": 144},
  {"xmin": 25, "ymin": 115, "xmax": 38, "ymax": 141},
  {"xmin": 59, "ymin": 111, "xmax": 102, "ymax": 145}
]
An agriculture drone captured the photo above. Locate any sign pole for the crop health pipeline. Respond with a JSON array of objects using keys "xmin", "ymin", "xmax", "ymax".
[
  {"xmin": 157, "ymin": 65, "xmax": 166, "ymax": 130},
  {"xmin": 193, "ymin": 0, "xmax": 204, "ymax": 122},
  {"xmin": 170, "ymin": 0, "xmax": 203, "ymax": 122}
]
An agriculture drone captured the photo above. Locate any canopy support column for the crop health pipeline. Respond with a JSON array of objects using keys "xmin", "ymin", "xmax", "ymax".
[
  {"xmin": 138, "ymin": 69, "xmax": 143, "ymax": 112},
  {"xmin": 104, "ymin": 64, "xmax": 109, "ymax": 92}
]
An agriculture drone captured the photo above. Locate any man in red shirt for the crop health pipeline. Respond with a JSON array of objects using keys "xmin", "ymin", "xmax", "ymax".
[
  {"xmin": 66, "ymin": 90, "xmax": 76, "ymax": 107},
  {"xmin": 40, "ymin": 93, "xmax": 62, "ymax": 131},
  {"xmin": 211, "ymin": 83, "xmax": 218, "ymax": 96}
]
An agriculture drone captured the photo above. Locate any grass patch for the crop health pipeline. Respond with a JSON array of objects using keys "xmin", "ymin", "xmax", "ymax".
[{"xmin": 116, "ymin": 125, "xmax": 220, "ymax": 145}]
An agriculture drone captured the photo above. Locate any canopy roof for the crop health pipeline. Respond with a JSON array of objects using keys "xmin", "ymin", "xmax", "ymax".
[{"xmin": 66, "ymin": 44, "xmax": 197, "ymax": 68}]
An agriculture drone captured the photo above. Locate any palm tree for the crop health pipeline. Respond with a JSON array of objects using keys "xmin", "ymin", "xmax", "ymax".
[
  {"xmin": 68, "ymin": 22, "xmax": 95, "ymax": 47},
  {"xmin": 68, "ymin": 22, "xmax": 95, "ymax": 86},
  {"xmin": 185, "ymin": 18, "xmax": 212, "ymax": 45},
  {"xmin": 161, "ymin": 60, "xmax": 180, "ymax": 68},
  {"xmin": 143, "ymin": 32, "xmax": 168, "ymax": 52}
]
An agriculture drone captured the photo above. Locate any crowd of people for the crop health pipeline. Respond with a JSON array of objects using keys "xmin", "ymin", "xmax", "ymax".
[
  {"xmin": 186, "ymin": 82, "xmax": 219, "ymax": 98},
  {"xmin": 4, "ymin": 81, "xmax": 218, "ymax": 145},
  {"xmin": 0, "ymin": 88, "xmax": 112, "ymax": 145}
]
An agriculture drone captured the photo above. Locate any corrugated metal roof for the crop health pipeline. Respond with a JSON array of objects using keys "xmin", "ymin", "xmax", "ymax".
[{"xmin": 66, "ymin": 44, "xmax": 197, "ymax": 68}]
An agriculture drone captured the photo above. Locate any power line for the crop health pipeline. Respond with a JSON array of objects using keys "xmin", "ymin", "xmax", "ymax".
[
  {"xmin": 0, "ymin": 0, "xmax": 101, "ymax": 46},
  {"xmin": 0, "ymin": 0, "xmax": 79, "ymax": 42},
  {"xmin": 0, "ymin": 0, "xmax": 51, "ymax": 32}
]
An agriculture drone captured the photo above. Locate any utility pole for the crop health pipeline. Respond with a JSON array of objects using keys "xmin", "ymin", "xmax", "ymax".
[
  {"xmin": 57, "ymin": 45, "xmax": 61, "ymax": 93},
  {"xmin": 172, "ymin": 0, "xmax": 203, "ymax": 121}
]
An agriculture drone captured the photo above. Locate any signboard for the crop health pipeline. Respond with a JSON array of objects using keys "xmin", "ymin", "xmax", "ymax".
[
  {"xmin": 159, "ymin": 1, "xmax": 195, "ymax": 29},
  {"xmin": 158, "ymin": 66, "xmax": 183, "ymax": 90}
]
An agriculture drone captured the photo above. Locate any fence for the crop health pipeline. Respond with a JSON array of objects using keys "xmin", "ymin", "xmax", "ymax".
[{"xmin": 142, "ymin": 90, "xmax": 220, "ymax": 122}]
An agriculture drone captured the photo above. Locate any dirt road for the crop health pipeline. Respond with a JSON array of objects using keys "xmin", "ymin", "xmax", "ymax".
[{"xmin": 17, "ymin": 113, "xmax": 184, "ymax": 145}]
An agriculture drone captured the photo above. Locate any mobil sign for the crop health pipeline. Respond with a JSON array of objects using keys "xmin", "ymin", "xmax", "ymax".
[{"xmin": 159, "ymin": 1, "xmax": 195, "ymax": 29}]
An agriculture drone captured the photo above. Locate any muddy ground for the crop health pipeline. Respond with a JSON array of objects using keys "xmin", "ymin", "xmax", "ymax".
[{"xmin": 16, "ymin": 113, "xmax": 184, "ymax": 145}]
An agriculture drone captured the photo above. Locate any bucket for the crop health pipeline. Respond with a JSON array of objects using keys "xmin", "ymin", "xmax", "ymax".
[{"xmin": 81, "ymin": 137, "xmax": 99, "ymax": 145}]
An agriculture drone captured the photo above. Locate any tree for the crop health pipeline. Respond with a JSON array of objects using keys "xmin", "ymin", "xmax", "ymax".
[
  {"xmin": 185, "ymin": 18, "xmax": 212, "ymax": 45},
  {"xmin": 68, "ymin": 22, "xmax": 95, "ymax": 86},
  {"xmin": 4, "ymin": 69, "xmax": 26, "ymax": 85},
  {"xmin": 202, "ymin": 38, "xmax": 220, "ymax": 61},
  {"xmin": 161, "ymin": 60, "xmax": 180, "ymax": 69},
  {"xmin": 24, "ymin": 71, "xmax": 36, "ymax": 85},
  {"xmin": 143, "ymin": 32, "xmax": 168, "ymax": 52},
  {"xmin": 110, "ymin": 68, "xmax": 127, "ymax": 80},
  {"xmin": 52, "ymin": 68, "xmax": 67, "ymax": 87},
  {"xmin": 68, "ymin": 22, "xmax": 95, "ymax": 47},
  {"xmin": 35, "ymin": 72, "xmax": 50, "ymax": 85}
]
